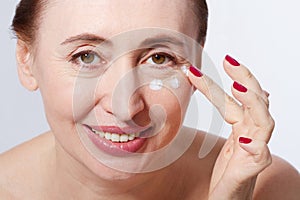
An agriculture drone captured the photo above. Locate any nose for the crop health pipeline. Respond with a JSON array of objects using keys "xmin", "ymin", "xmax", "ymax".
[{"xmin": 96, "ymin": 56, "xmax": 145, "ymax": 122}]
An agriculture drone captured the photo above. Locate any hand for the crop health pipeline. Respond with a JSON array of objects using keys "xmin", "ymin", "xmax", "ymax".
[{"xmin": 188, "ymin": 55, "xmax": 274, "ymax": 200}]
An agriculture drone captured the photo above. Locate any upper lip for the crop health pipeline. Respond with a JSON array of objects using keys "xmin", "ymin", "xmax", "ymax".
[{"xmin": 87, "ymin": 125, "xmax": 151, "ymax": 135}]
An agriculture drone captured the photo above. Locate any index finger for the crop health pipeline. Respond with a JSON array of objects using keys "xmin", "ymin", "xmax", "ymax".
[{"xmin": 188, "ymin": 65, "xmax": 243, "ymax": 124}]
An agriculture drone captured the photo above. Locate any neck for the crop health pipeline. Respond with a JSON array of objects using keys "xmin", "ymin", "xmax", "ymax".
[{"xmin": 47, "ymin": 140, "xmax": 172, "ymax": 200}]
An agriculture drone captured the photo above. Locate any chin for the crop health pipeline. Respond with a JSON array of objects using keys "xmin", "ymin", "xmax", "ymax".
[{"xmin": 86, "ymin": 155, "xmax": 143, "ymax": 182}]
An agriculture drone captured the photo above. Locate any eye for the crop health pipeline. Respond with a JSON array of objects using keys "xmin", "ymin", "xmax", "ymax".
[
  {"xmin": 145, "ymin": 53, "xmax": 173, "ymax": 65},
  {"xmin": 77, "ymin": 52, "xmax": 102, "ymax": 65},
  {"xmin": 69, "ymin": 50, "xmax": 106, "ymax": 71},
  {"xmin": 80, "ymin": 53, "xmax": 97, "ymax": 64}
]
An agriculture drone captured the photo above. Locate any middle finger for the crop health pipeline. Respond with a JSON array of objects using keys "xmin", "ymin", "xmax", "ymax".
[{"xmin": 223, "ymin": 55, "xmax": 269, "ymax": 106}]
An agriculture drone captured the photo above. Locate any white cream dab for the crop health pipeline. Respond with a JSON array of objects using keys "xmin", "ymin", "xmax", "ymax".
[
  {"xmin": 181, "ymin": 65, "xmax": 189, "ymax": 76},
  {"xmin": 170, "ymin": 77, "xmax": 180, "ymax": 89},
  {"xmin": 149, "ymin": 79, "xmax": 163, "ymax": 91}
]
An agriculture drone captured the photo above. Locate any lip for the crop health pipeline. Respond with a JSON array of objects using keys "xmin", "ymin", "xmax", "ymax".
[
  {"xmin": 90, "ymin": 125, "xmax": 150, "ymax": 135},
  {"xmin": 83, "ymin": 124, "xmax": 148, "ymax": 156}
]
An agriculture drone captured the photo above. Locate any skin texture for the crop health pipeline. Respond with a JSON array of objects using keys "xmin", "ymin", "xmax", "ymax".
[{"xmin": 0, "ymin": 0, "xmax": 299, "ymax": 199}]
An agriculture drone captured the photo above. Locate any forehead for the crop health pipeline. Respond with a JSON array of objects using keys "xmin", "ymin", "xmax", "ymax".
[{"xmin": 38, "ymin": 0, "xmax": 197, "ymax": 45}]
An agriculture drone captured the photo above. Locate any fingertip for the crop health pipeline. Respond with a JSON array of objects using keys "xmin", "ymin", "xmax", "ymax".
[
  {"xmin": 238, "ymin": 137, "xmax": 269, "ymax": 155},
  {"xmin": 239, "ymin": 136, "xmax": 252, "ymax": 144},
  {"xmin": 189, "ymin": 65, "xmax": 203, "ymax": 78},
  {"xmin": 233, "ymin": 81, "xmax": 248, "ymax": 93},
  {"xmin": 225, "ymin": 55, "xmax": 240, "ymax": 67},
  {"xmin": 238, "ymin": 136, "xmax": 256, "ymax": 154}
]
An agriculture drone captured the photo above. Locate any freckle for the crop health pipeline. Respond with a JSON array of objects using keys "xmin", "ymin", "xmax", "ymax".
[
  {"xmin": 170, "ymin": 77, "xmax": 180, "ymax": 89},
  {"xmin": 149, "ymin": 79, "xmax": 163, "ymax": 91}
]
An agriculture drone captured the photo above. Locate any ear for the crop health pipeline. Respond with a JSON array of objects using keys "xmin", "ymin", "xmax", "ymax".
[{"xmin": 16, "ymin": 40, "xmax": 38, "ymax": 91}]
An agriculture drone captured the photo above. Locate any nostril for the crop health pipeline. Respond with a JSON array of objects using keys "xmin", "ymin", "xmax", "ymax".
[
  {"xmin": 113, "ymin": 96, "xmax": 145, "ymax": 122},
  {"xmin": 116, "ymin": 100, "xmax": 145, "ymax": 122}
]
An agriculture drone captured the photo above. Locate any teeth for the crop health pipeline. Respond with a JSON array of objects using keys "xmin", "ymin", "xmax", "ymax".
[
  {"xmin": 91, "ymin": 128, "xmax": 138, "ymax": 143},
  {"xmin": 120, "ymin": 134, "xmax": 129, "ymax": 142},
  {"xmin": 111, "ymin": 133, "xmax": 120, "ymax": 142},
  {"xmin": 99, "ymin": 132, "xmax": 105, "ymax": 138},
  {"xmin": 105, "ymin": 132, "xmax": 112, "ymax": 140},
  {"xmin": 128, "ymin": 134, "xmax": 135, "ymax": 141}
]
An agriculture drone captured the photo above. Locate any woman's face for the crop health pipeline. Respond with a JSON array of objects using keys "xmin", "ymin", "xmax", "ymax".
[{"xmin": 31, "ymin": 0, "xmax": 200, "ymax": 178}]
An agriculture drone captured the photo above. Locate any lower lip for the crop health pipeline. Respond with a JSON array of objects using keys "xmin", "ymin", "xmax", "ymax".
[{"xmin": 83, "ymin": 125, "xmax": 147, "ymax": 156}]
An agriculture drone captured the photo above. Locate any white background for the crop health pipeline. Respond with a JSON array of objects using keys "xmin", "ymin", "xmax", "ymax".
[{"xmin": 1, "ymin": 0, "xmax": 299, "ymax": 170}]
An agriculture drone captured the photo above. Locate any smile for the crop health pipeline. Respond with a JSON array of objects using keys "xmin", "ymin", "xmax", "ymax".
[
  {"xmin": 83, "ymin": 124, "xmax": 152, "ymax": 155},
  {"xmin": 90, "ymin": 128, "xmax": 139, "ymax": 143}
]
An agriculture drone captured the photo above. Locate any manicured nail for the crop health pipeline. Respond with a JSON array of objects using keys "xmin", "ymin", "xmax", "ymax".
[
  {"xmin": 189, "ymin": 65, "xmax": 203, "ymax": 77},
  {"xmin": 225, "ymin": 55, "xmax": 240, "ymax": 66},
  {"xmin": 239, "ymin": 137, "xmax": 252, "ymax": 144},
  {"xmin": 233, "ymin": 81, "xmax": 247, "ymax": 93}
]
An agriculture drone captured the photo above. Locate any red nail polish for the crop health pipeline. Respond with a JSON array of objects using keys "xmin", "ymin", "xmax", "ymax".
[
  {"xmin": 189, "ymin": 65, "xmax": 203, "ymax": 77},
  {"xmin": 239, "ymin": 137, "xmax": 252, "ymax": 144},
  {"xmin": 225, "ymin": 55, "xmax": 240, "ymax": 66},
  {"xmin": 233, "ymin": 81, "xmax": 247, "ymax": 93}
]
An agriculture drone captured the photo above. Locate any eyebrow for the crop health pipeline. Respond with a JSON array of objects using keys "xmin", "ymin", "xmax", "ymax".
[
  {"xmin": 139, "ymin": 35, "xmax": 184, "ymax": 48},
  {"xmin": 60, "ymin": 33, "xmax": 185, "ymax": 49},
  {"xmin": 60, "ymin": 33, "xmax": 109, "ymax": 45}
]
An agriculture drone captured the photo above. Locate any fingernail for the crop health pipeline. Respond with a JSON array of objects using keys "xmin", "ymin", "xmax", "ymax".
[
  {"xmin": 239, "ymin": 137, "xmax": 252, "ymax": 144},
  {"xmin": 189, "ymin": 65, "xmax": 203, "ymax": 77},
  {"xmin": 233, "ymin": 81, "xmax": 247, "ymax": 93},
  {"xmin": 225, "ymin": 55, "xmax": 240, "ymax": 66}
]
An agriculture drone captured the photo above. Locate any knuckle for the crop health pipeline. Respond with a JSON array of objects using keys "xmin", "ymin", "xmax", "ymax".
[
  {"xmin": 263, "ymin": 90, "xmax": 270, "ymax": 97},
  {"xmin": 267, "ymin": 117, "xmax": 275, "ymax": 131},
  {"xmin": 254, "ymin": 93, "xmax": 261, "ymax": 103},
  {"xmin": 266, "ymin": 155, "xmax": 273, "ymax": 167},
  {"xmin": 232, "ymin": 124, "xmax": 249, "ymax": 137},
  {"xmin": 261, "ymin": 91, "xmax": 270, "ymax": 107},
  {"xmin": 254, "ymin": 144, "xmax": 271, "ymax": 167},
  {"xmin": 204, "ymin": 76, "xmax": 214, "ymax": 88},
  {"xmin": 244, "ymin": 69, "xmax": 254, "ymax": 80},
  {"xmin": 265, "ymin": 98, "xmax": 270, "ymax": 108},
  {"xmin": 226, "ymin": 94, "xmax": 237, "ymax": 105},
  {"xmin": 201, "ymin": 77, "xmax": 214, "ymax": 94},
  {"xmin": 247, "ymin": 92, "xmax": 261, "ymax": 107}
]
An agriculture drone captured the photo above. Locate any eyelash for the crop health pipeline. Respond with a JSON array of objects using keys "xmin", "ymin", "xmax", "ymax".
[
  {"xmin": 141, "ymin": 51, "xmax": 184, "ymax": 68},
  {"xmin": 69, "ymin": 50, "xmax": 104, "ymax": 71},
  {"xmin": 68, "ymin": 49, "xmax": 186, "ymax": 71}
]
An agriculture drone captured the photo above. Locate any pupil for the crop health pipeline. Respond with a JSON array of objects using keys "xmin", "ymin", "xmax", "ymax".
[
  {"xmin": 81, "ymin": 53, "xmax": 94, "ymax": 64},
  {"xmin": 153, "ymin": 54, "xmax": 165, "ymax": 64}
]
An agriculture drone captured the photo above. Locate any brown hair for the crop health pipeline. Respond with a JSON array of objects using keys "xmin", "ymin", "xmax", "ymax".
[
  {"xmin": 12, "ymin": 0, "xmax": 208, "ymax": 45},
  {"xmin": 11, "ymin": 0, "xmax": 47, "ymax": 45},
  {"xmin": 190, "ymin": 0, "xmax": 208, "ymax": 44}
]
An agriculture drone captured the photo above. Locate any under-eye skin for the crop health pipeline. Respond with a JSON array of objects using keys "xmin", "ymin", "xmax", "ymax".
[{"xmin": 69, "ymin": 50, "xmax": 106, "ymax": 72}]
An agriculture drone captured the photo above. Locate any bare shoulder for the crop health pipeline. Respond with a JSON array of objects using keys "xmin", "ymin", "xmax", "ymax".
[
  {"xmin": 180, "ymin": 128, "xmax": 300, "ymax": 200},
  {"xmin": 0, "ymin": 188, "xmax": 15, "ymax": 200},
  {"xmin": 180, "ymin": 127, "xmax": 226, "ymax": 169},
  {"xmin": 0, "ymin": 132, "xmax": 54, "ymax": 197},
  {"xmin": 178, "ymin": 127, "xmax": 226, "ymax": 199},
  {"xmin": 254, "ymin": 155, "xmax": 300, "ymax": 200}
]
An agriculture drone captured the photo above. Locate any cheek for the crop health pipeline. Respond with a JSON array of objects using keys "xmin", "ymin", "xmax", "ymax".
[
  {"xmin": 144, "ymin": 82, "xmax": 191, "ymax": 125},
  {"xmin": 36, "ymin": 63, "xmax": 80, "ymax": 129},
  {"xmin": 143, "ymin": 90, "xmax": 184, "ymax": 149},
  {"xmin": 39, "ymin": 76, "xmax": 74, "ymax": 126},
  {"xmin": 33, "ymin": 53, "xmax": 74, "ymax": 122},
  {"xmin": 35, "ymin": 53, "xmax": 99, "ymax": 125}
]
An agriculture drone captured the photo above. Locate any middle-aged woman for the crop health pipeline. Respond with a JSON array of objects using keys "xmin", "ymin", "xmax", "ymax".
[{"xmin": 0, "ymin": 0, "xmax": 299, "ymax": 199}]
